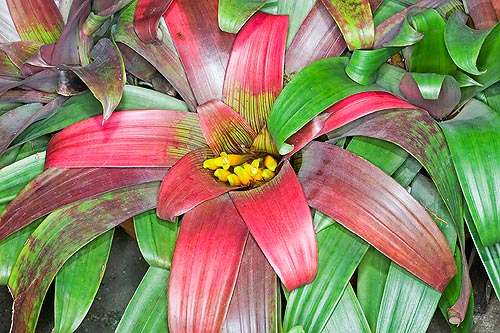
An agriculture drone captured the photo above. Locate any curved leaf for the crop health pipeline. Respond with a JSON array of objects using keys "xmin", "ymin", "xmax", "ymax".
[
  {"xmin": 230, "ymin": 161, "xmax": 318, "ymax": 291},
  {"xmin": 218, "ymin": 0, "xmax": 267, "ymax": 33},
  {"xmin": 45, "ymin": 109, "xmax": 205, "ymax": 168},
  {"xmin": 277, "ymin": 0, "xmax": 316, "ymax": 47},
  {"xmin": 133, "ymin": 0, "xmax": 173, "ymax": 41},
  {"xmin": 168, "ymin": 194, "xmax": 248, "ymax": 333},
  {"xmin": 8, "ymin": 182, "xmax": 160, "ymax": 333},
  {"xmin": 223, "ymin": 12, "xmax": 287, "ymax": 133},
  {"xmin": 0, "ymin": 103, "xmax": 42, "ymax": 155},
  {"xmin": 345, "ymin": 47, "xmax": 395, "ymax": 85},
  {"xmin": 297, "ymin": 141, "xmax": 456, "ymax": 291}
]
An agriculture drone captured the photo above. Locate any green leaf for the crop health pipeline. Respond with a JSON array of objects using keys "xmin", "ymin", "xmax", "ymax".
[
  {"xmin": 54, "ymin": 230, "xmax": 114, "ymax": 333},
  {"xmin": 268, "ymin": 57, "xmax": 380, "ymax": 154},
  {"xmin": 283, "ymin": 221, "xmax": 369, "ymax": 332},
  {"xmin": 115, "ymin": 266, "xmax": 170, "ymax": 333},
  {"xmin": 7, "ymin": 182, "xmax": 160, "ymax": 333},
  {"xmin": 440, "ymin": 99, "xmax": 500, "ymax": 246},
  {"xmin": 345, "ymin": 47, "xmax": 396, "ymax": 85},
  {"xmin": 277, "ymin": 0, "xmax": 315, "ymax": 47},
  {"xmin": 218, "ymin": 0, "xmax": 267, "ymax": 33},
  {"xmin": 134, "ymin": 209, "xmax": 178, "ymax": 269}
]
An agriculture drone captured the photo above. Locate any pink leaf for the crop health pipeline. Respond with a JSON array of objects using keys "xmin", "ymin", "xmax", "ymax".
[{"xmin": 133, "ymin": 0, "xmax": 173, "ymax": 41}]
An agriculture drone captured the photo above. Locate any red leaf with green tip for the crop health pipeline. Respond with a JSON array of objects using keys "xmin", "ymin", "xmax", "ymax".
[
  {"xmin": 230, "ymin": 161, "xmax": 317, "ymax": 291},
  {"xmin": 285, "ymin": 1, "xmax": 346, "ymax": 75},
  {"xmin": 223, "ymin": 12, "xmax": 287, "ymax": 133},
  {"xmin": 320, "ymin": 0, "xmax": 374, "ymax": 50},
  {"xmin": 133, "ymin": 0, "xmax": 173, "ymax": 41},
  {"xmin": 0, "ymin": 167, "xmax": 167, "ymax": 241},
  {"xmin": 168, "ymin": 194, "xmax": 249, "ymax": 333},
  {"xmin": 6, "ymin": 0, "xmax": 64, "ymax": 43},
  {"xmin": 60, "ymin": 38, "xmax": 125, "ymax": 120},
  {"xmin": 164, "ymin": 0, "xmax": 235, "ymax": 104},
  {"xmin": 285, "ymin": 91, "xmax": 417, "ymax": 156},
  {"xmin": 0, "ymin": 41, "xmax": 41, "ymax": 75},
  {"xmin": 45, "ymin": 109, "xmax": 206, "ymax": 168},
  {"xmin": 197, "ymin": 99, "xmax": 256, "ymax": 156},
  {"xmin": 8, "ymin": 182, "xmax": 160, "ymax": 333},
  {"xmin": 297, "ymin": 141, "xmax": 456, "ymax": 291},
  {"xmin": 157, "ymin": 148, "xmax": 236, "ymax": 221},
  {"xmin": 222, "ymin": 235, "xmax": 279, "ymax": 332}
]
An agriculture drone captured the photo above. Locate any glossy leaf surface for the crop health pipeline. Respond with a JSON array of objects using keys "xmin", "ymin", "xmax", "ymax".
[
  {"xmin": 133, "ymin": 0, "xmax": 172, "ymax": 41},
  {"xmin": 218, "ymin": 0, "xmax": 266, "ymax": 33}
]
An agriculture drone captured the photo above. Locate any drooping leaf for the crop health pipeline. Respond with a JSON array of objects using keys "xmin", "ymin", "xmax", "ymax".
[
  {"xmin": 5, "ymin": 0, "xmax": 64, "ymax": 43},
  {"xmin": 223, "ymin": 12, "xmax": 287, "ymax": 133},
  {"xmin": 0, "ymin": 41, "xmax": 41, "ymax": 75},
  {"xmin": 222, "ymin": 235, "xmax": 279, "ymax": 332},
  {"xmin": 134, "ymin": 209, "xmax": 178, "ymax": 269},
  {"xmin": 320, "ymin": 0, "xmax": 374, "ymax": 50},
  {"xmin": 157, "ymin": 148, "xmax": 235, "ymax": 221},
  {"xmin": 345, "ymin": 47, "xmax": 395, "ymax": 85},
  {"xmin": 133, "ymin": 0, "xmax": 172, "ymax": 41},
  {"xmin": 230, "ymin": 161, "xmax": 318, "ymax": 291},
  {"xmin": 297, "ymin": 141, "xmax": 456, "ymax": 291},
  {"xmin": 283, "ymin": 221, "xmax": 369, "ymax": 332},
  {"xmin": 164, "ymin": 0, "xmax": 235, "ymax": 104},
  {"xmin": 45, "ymin": 109, "xmax": 205, "ymax": 168},
  {"xmin": 0, "ymin": 167, "xmax": 167, "ymax": 240},
  {"xmin": 8, "ymin": 182, "xmax": 160, "ymax": 333},
  {"xmin": 218, "ymin": 0, "xmax": 267, "ymax": 33},
  {"xmin": 0, "ymin": 103, "xmax": 42, "ymax": 155},
  {"xmin": 197, "ymin": 100, "xmax": 256, "ymax": 155},
  {"xmin": 168, "ymin": 194, "xmax": 248, "ymax": 333},
  {"xmin": 53, "ymin": 230, "xmax": 114, "ymax": 333},
  {"xmin": 115, "ymin": 266, "xmax": 170, "ymax": 333}
]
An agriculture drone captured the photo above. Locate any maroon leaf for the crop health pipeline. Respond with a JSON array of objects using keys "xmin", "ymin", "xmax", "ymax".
[
  {"xmin": 164, "ymin": 0, "xmax": 235, "ymax": 104},
  {"xmin": 45, "ymin": 109, "xmax": 206, "ymax": 168},
  {"xmin": 223, "ymin": 12, "xmax": 287, "ymax": 133},
  {"xmin": 465, "ymin": 0, "xmax": 499, "ymax": 29},
  {"xmin": 197, "ymin": 100, "xmax": 256, "ymax": 156},
  {"xmin": 297, "ymin": 141, "xmax": 456, "ymax": 291},
  {"xmin": 157, "ymin": 148, "xmax": 236, "ymax": 221},
  {"xmin": 0, "ymin": 41, "xmax": 41, "ymax": 76},
  {"xmin": 0, "ymin": 167, "xmax": 167, "ymax": 241},
  {"xmin": 285, "ymin": 1, "xmax": 346, "ymax": 75},
  {"xmin": 134, "ymin": 0, "xmax": 173, "ymax": 41},
  {"xmin": 222, "ymin": 235, "xmax": 279, "ymax": 332},
  {"xmin": 168, "ymin": 194, "xmax": 249, "ymax": 333},
  {"xmin": 230, "ymin": 161, "xmax": 318, "ymax": 291}
]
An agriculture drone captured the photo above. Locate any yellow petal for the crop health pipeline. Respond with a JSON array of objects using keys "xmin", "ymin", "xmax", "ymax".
[
  {"xmin": 227, "ymin": 174, "xmax": 241, "ymax": 186},
  {"xmin": 234, "ymin": 165, "xmax": 252, "ymax": 186},
  {"xmin": 264, "ymin": 155, "xmax": 277, "ymax": 172},
  {"xmin": 214, "ymin": 169, "xmax": 232, "ymax": 182}
]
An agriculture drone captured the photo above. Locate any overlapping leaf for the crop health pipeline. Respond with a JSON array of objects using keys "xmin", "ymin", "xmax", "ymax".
[{"xmin": 218, "ymin": 0, "xmax": 267, "ymax": 33}]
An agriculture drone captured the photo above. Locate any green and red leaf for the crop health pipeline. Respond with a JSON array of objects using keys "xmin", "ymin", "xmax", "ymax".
[
  {"xmin": 218, "ymin": 0, "xmax": 267, "ymax": 33},
  {"xmin": 168, "ymin": 194, "xmax": 248, "ymax": 333},
  {"xmin": 133, "ymin": 0, "xmax": 173, "ymax": 41},
  {"xmin": 230, "ymin": 161, "xmax": 318, "ymax": 291},
  {"xmin": 45, "ymin": 109, "xmax": 206, "ymax": 168}
]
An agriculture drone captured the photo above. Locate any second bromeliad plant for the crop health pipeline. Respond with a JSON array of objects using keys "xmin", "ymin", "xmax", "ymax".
[{"xmin": 1, "ymin": 0, "xmax": 500, "ymax": 332}]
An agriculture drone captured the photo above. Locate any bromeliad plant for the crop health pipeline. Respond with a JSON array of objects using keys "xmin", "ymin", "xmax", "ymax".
[{"xmin": 1, "ymin": 0, "xmax": 500, "ymax": 332}]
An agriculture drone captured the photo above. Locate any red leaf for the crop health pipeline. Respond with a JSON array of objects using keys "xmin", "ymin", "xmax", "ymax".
[
  {"xmin": 297, "ymin": 141, "xmax": 456, "ymax": 291},
  {"xmin": 197, "ymin": 100, "xmax": 256, "ymax": 156},
  {"xmin": 0, "ymin": 167, "xmax": 167, "ymax": 241},
  {"xmin": 157, "ymin": 148, "xmax": 236, "ymax": 221},
  {"xmin": 164, "ymin": 0, "xmax": 235, "ymax": 104},
  {"xmin": 230, "ymin": 161, "xmax": 317, "ymax": 291},
  {"xmin": 45, "ymin": 109, "xmax": 206, "ymax": 167},
  {"xmin": 223, "ymin": 12, "xmax": 287, "ymax": 133},
  {"xmin": 168, "ymin": 194, "xmax": 249, "ymax": 333},
  {"xmin": 134, "ymin": 0, "xmax": 173, "ymax": 41}
]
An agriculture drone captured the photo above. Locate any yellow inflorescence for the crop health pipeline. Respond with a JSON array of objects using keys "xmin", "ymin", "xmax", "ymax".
[{"xmin": 203, "ymin": 152, "xmax": 277, "ymax": 187}]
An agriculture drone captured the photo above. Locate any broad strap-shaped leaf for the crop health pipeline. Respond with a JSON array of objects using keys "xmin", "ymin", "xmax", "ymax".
[
  {"xmin": 61, "ymin": 38, "xmax": 125, "ymax": 121},
  {"xmin": 268, "ymin": 57, "xmax": 380, "ymax": 155},
  {"xmin": 277, "ymin": 0, "xmax": 316, "ymax": 47},
  {"xmin": 440, "ymin": 99, "xmax": 500, "ymax": 246},
  {"xmin": 157, "ymin": 148, "xmax": 236, "ymax": 221},
  {"xmin": 218, "ymin": 0, "xmax": 267, "ymax": 33},
  {"xmin": 465, "ymin": 0, "xmax": 500, "ymax": 30},
  {"xmin": 6, "ymin": 0, "xmax": 63, "ymax": 43},
  {"xmin": 197, "ymin": 100, "xmax": 256, "ymax": 155},
  {"xmin": 53, "ymin": 230, "xmax": 114, "ymax": 333},
  {"xmin": 297, "ymin": 141, "xmax": 456, "ymax": 291},
  {"xmin": 286, "ymin": 91, "xmax": 416, "ymax": 156},
  {"xmin": 285, "ymin": 1, "xmax": 346, "ymax": 75},
  {"xmin": 8, "ymin": 182, "xmax": 160, "ymax": 333},
  {"xmin": 230, "ymin": 161, "xmax": 317, "ymax": 291},
  {"xmin": 0, "ymin": 167, "xmax": 168, "ymax": 240},
  {"xmin": 0, "ymin": 1, "xmax": 20, "ymax": 42},
  {"xmin": 320, "ymin": 0, "xmax": 374, "ymax": 50},
  {"xmin": 168, "ymin": 194, "xmax": 249, "ymax": 333},
  {"xmin": 0, "ymin": 41, "xmax": 41, "ymax": 75},
  {"xmin": 164, "ymin": 0, "xmax": 235, "ymax": 104},
  {"xmin": 222, "ymin": 235, "xmax": 279, "ymax": 332},
  {"xmin": 45, "ymin": 109, "xmax": 205, "ymax": 167},
  {"xmin": 223, "ymin": 12, "xmax": 287, "ymax": 133},
  {"xmin": 345, "ymin": 48, "xmax": 396, "ymax": 85},
  {"xmin": 283, "ymin": 220, "xmax": 369, "ymax": 332},
  {"xmin": 133, "ymin": 0, "xmax": 172, "ymax": 41},
  {"xmin": 115, "ymin": 266, "xmax": 170, "ymax": 333},
  {"xmin": 0, "ymin": 103, "xmax": 42, "ymax": 155}
]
